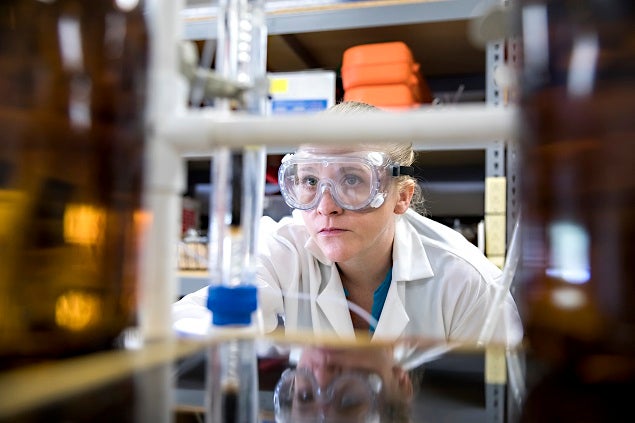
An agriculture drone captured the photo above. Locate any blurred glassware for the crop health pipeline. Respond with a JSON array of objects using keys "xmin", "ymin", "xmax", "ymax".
[
  {"xmin": 517, "ymin": 0, "xmax": 635, "ymax": 420},
  {"xmin": 0, "ymin": 0, "xmax": 148, "ymax": 368}
]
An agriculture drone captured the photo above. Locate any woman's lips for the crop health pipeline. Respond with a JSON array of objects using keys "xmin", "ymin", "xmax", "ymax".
[{"xmin": 319, "ymin": 227, "xmax": 346, "ymax": 235}]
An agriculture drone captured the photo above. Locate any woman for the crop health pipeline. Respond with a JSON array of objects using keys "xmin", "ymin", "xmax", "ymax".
[{"xmin": 173, "ymin": 101, "xmax": 523, "ymax": 352}]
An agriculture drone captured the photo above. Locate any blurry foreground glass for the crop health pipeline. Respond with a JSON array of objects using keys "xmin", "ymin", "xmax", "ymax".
[
  {"xmin": 0, "ymin": 0, "xmax": 148, "ymax": 368},
  {"xmin": 518, "ymin": 0, "xmax": 635, "ymax": 420}
]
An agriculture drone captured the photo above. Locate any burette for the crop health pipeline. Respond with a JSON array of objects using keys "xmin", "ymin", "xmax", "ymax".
[
  {"xmin": 209, "ymin": 0, "xmax": 268, "ymax": 289},
  {"xmin": 205, "ymin": 1, "xmax": 268, "ymax": 422}
]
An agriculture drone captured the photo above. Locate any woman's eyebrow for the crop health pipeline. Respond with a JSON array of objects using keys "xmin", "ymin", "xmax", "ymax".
[
  {"xmin": 296, "ymin": 164, "xmax": 318, "ymax": 173},
  {"xmin": 338, "ymin": 165, "xmax": 366, "ymax": 173}
]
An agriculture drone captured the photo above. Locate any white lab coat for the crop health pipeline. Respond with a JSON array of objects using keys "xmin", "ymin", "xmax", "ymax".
[{"xmin": 173, "ymin": 209, "xmax": 523, "ymax": 351}]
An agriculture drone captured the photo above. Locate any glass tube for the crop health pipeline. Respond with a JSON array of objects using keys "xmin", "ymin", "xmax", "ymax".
[
  {"xmin": 209, "ymin": 0, "xmax": 268, "ymax": 288},
  {"xmin": 206, "ymin": 2, "xmax": 268, "ymax": 423}
]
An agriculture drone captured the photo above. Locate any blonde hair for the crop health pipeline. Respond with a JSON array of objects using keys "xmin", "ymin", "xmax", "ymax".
[{"xmin": 322, "ymin": 101, "xmax": 426, "ymax": 214}]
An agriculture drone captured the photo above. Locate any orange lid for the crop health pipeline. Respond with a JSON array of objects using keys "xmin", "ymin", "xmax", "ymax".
[{"xmin": 342, "ymin": 41, "xmax": 414, "ymax": 68}]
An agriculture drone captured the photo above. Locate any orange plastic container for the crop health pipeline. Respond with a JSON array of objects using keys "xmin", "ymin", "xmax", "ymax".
[
  {"xmin": 341, "ymin": 41, "xmax": 432, "ymax": 106},
  {"xmin": 341, "ymin": 42, "xmax": 415, "ymax": 84}
]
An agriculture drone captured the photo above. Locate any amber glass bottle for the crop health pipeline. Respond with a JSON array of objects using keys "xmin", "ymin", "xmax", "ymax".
[
  {"xmin": 518, "ymin": 0, "xmax": 635, "ymax": 420},
  {"xmin": 0, "ymin": 0, "xmax": 148, "ymax": 368}
]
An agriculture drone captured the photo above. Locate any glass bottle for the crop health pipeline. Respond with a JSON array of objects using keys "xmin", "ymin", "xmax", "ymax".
[
  {"xmin": 517, "ymin": 0, "xmax": 635, "ymax": 420},
  {"xmin": 0, "ymin": 0, "xmax": 148, "ymax": 368}
]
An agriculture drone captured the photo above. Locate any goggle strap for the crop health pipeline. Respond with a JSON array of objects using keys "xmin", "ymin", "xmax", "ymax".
[{"xmin": 392, "ymin": 165, "xmax": 415, "ymax": 177}]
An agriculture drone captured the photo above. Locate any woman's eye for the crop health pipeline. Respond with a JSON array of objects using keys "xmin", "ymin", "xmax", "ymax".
[
  {"xmin": 299, "ymin": 175, "xmax": 318, "ymax": 187},
  {"xmin": 295, "ymin": 388, "xmax": 316, "ymax": 404},
  {"xmin": 343, "ymin": 175, "xmax": 362, "ymax": 186}
]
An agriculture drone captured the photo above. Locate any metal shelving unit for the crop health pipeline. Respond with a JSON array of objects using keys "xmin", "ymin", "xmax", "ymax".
[{"xmin": 182, "ymin": 0, "xmax": 492, "ymax": 40}]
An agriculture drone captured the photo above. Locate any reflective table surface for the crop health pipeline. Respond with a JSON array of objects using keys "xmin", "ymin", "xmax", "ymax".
[{"xmin": 0, "ymin": 333, "xmax": 521, "ymax": 423}]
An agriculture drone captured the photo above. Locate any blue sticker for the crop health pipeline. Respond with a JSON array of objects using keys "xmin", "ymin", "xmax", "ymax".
[{"xmin": 271, "ymin": 99, "xmax": 328, "ymax": 114}]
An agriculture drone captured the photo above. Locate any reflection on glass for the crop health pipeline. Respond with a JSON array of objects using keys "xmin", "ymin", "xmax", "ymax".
[
  {"xmin": 275, "ymin": 367, "xmax": 382, "ymax": 423},
  {"xmin": 546, "ymin": 221, "xmax": 590, "ymax": 284},
  {"xmin": 273, "ymin": 344, "xmax": 415, "ymax": 423},
  {"xmin": 55, "ymin": 289, "xmax": 102, "ymax": 331}
]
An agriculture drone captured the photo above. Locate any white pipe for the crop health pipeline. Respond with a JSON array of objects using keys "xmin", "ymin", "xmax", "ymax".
[
  {"xmin": 139, "ymin": 2, "xmax": 188, "ymax": 422},
  {"xmin": 140, "ymin": 0, "xmax": 188, "ymax": 344},
  {"xmin": 160, "ymin": 104, "xmax": 518, "ymax": 154},
  {"xmin": 145, "ymin": 0, "xmax": 188, "ymax": 123}
]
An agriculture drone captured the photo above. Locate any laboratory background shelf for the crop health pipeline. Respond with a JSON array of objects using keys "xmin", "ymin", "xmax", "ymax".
[
  {"xmin": 180, "ymin": 0, "xmax": 516, "ymax": 266},
  {"xmin": 183, "ymin": 0, "xmax": 493, "ymax": 103}
]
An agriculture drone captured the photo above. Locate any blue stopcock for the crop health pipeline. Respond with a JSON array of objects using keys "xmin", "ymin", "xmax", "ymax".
[{"xmin": 207, "ymin": 284, "xmax": 258, "ymax": 326}]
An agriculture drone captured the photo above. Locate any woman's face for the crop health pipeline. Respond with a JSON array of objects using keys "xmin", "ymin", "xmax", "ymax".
[
  {"xmin": 299, "ymin": 172, "xmax": 409, "ymax": 264},
  {"xmin": 300, "ymin": 194, "xmax": 396, "ymax": 264}
]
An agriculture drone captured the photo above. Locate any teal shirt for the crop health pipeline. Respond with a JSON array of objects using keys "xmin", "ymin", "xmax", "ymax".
[{"xmin": 344, "ymin": 268, "xmax": 392, "ymax": 333}]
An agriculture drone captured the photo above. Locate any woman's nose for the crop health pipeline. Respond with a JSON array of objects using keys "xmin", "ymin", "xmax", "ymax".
[{"xmin": 316, "ymin": 187, "xmax": 342, "ymax": 215}]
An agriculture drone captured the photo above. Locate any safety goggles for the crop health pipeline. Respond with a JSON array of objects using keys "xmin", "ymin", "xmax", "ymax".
[
  {"xmin": 278, "ymin": 151, "xmax": 414, "ymax": 211},
  {"xmin": 274, "ymin": 367, "xmax": 383, "ymax": 423}
]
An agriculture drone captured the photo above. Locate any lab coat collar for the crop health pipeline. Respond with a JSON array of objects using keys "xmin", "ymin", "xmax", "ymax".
[
  {"xmin": 392, "ymin": 212, "xmax": 434, "ymax": 281},
  {"xmin": 316, "ymin": 266, "xmax": 356, "ymax": 338},
  {"xmin": 371, "ymin": 279, "xmax": 410, "ymax": 340},
  {"xmin": 371, "ymin": 214, "xmax": 434, "ymax": 340}
]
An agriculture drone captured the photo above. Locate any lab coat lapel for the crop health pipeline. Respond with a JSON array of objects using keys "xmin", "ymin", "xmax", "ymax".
[
  {"xmin": 315, "ymin": 263, "xmax": 356, "ymax": 338},
  {"xmin": 305, "ymin": 237, "xmax": 356, "ymax": 339},
  {"xmin": 372, "ymin": 280, "xmax": 409, "ymax": 340},
  {"xmin": 373, "ymin": 214, "xmax": 434, "ymax": 340},
  {"xmin": 392, "ymin": 213, "xmax": 434, "ymax": 281}
]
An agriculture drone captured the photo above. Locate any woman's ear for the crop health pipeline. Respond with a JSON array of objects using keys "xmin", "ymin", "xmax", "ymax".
[{"xmin": 393, "ymin": 181, "xmax": 415, "ymax": 215}]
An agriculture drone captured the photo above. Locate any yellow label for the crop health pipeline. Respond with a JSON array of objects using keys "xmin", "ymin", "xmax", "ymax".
[
  {"xmin": 485, "ymin": 214, "xmax": 506, "ymax": 257},
  {"xmin": 269, "ymin": 78, "xmax": 289, "ymax": 94},
  {"xmin": 485, "ymin": 346, "xmax": 507, "ymax": 384},
  {"xmin": 485, "ymin": 176, "xmax": 506, "ymax": 214}
]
